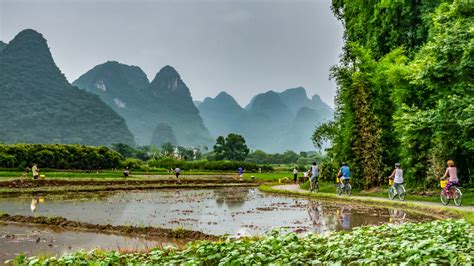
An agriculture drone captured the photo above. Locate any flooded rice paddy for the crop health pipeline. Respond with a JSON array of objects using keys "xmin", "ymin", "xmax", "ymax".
[
  {"xmin": 1, "ymin": 187, "xmax": 433, "ymax": 235},
  {"xmin": 0, "ymin": 223, "xmax": 184, "ymax": 262}
]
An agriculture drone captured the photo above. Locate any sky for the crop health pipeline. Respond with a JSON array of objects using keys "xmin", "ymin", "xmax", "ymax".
[{"xmin": 0, "ymin": 0, "xmax": 343, "ymax": 108}]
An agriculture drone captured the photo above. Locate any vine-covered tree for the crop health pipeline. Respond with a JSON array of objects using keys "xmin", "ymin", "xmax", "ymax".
[{"xmin": 315, "ymin": 0, "xmax": 472, "ymax": 188}]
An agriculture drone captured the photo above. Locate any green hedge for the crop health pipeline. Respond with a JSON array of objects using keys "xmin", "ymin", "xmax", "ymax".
[
  {"xmin": 147, "ymin": 157, "xmax": 272, "ymax": 172},
  {"xmin": 0, "ymin": 143, "xmax": 123, "ymax": 169}
]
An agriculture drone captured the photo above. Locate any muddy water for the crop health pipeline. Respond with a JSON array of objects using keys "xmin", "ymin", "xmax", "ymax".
[
  {"xmin": 0, "ymin": 223, "xmax": 184, "ymax": 263},
  {"xmin": 0, "ymin": 188, "xmax": 433, "ymax": 237}
]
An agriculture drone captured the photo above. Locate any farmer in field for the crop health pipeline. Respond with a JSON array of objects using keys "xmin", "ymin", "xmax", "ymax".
[
  {"xmin": 174, "ymin": 167, "xmax": 181, "ymax": 183},
  {"xmin": 32, "ymin": 163, "xmax": 39, "ymax": 180},
  {"xmin": 310, "ymin": 162, "xmax": 319, "ymax": 191},
  {"xmin": 238, "ymin": 166, "xmax": 243, "ymax": 181},
  {"xmin": 293, "ymin": 166, "xmax": 298, "ymax": 184},
  {"xmin": 123, "ymin": 167, "xmax": 130, "ymax": 177}
]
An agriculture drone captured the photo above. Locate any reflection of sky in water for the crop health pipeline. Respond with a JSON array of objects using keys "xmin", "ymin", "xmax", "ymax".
[
  {"xmin": 0, "ymin": 188, "xmax": 433, "ymax": 236},
  {"xmin": 0, "ymin": 224, "xmax": 179, "ymax": 262}
]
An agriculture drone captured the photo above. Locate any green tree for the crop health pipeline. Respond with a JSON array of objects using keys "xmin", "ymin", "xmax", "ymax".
[
  {"xmin": 161, "ymin": 142, "xmax": 175, "ymax": 157},
  {"xmin": 317, "ymin": 0, "xmax": 472, "ymax": 188},
  {"xmin": 213, "ymin": 133, "xmax": 250, "ymax": 161}
]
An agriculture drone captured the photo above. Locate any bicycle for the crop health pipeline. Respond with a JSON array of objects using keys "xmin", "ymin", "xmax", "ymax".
[
  {"xmin": 336, "ymin": 177, "xmax": 351, "ymax": 196},
  {"xmin": 388, "ymin": 178, "xmax": 406, "ymax": 201},
  {"xmin": 440, "ymin": 179, "xmax": 462, "ymax": 206},
  {"xmin": 310, "ymin": 180, "xmax": 319, "ymax": 193}
]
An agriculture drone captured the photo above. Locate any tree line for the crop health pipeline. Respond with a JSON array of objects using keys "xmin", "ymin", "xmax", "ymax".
[
  {"xmin": 313, "ymin": 1, "xmax": 472, "ymax": 188},
  {"xmin": 0, "ymin": 143, "xmax": 122, "ymax": 169}
]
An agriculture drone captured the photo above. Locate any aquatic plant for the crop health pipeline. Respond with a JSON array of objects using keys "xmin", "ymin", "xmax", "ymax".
[{"xmin": 10, "ymin": 219, "xmax": 473, "ymax": 265}]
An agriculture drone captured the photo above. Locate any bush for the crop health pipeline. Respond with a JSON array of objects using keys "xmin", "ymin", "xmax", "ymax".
[
  {"xmin": 121, "ymin": 158, "xmax": 143, "ymax": 169},
  {"xmin": 0, "ymin": 143, "xmax": 123, "ymax": 169},
  {"xmin": 147, "ymin": 157, "xmax": 272, "ymax": 172}
]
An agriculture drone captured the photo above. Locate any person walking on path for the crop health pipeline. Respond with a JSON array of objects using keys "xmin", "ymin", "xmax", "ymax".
[
  {"xmin": 238, "ymin": 167, "xmax": 244, "ymax": 181},
  {"xmin": 32, "ymin": 164, "xmax": 39, "ymax": 180},
  {"xmin": 293, "ymin": 167, "xmax": 298, "ymax": 184}
]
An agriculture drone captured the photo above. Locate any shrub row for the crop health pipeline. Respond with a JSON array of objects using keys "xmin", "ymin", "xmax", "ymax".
[
  {"xmin": 0, "ymin": 143, "xmax": 123, "ymax": 169},
  {"xmin": 147, "ymin": 157, "xmax": 273, "ymax": 172}
]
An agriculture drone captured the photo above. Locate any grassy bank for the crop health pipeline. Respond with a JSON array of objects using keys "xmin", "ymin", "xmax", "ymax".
[
  {"xmin": 260, "ymin": 185, "xmax": 474, "ymax": 224},
  {"xmin": 10, "ymin": 219, "xmax": 473, "ymax": 265},
  {"xmin": 297, "ymin": 180, "xmax": 474, "ymax": 206}
]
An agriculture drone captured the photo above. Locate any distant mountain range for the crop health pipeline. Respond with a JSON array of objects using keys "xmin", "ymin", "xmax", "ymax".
[
  {"xmin": 198, "ymin": 87, "xmax": 333, "ymax": 152},
  {"xmin": 0, "ymin": 29, "xmax": 135, "ymax": 146},
  {"xmin": 1, "ymin": 29, "xmax": 333, "ymax": 152},
  {"xmin": 73, "ymin": 62, "xmax": 213, "ymax": 148}
]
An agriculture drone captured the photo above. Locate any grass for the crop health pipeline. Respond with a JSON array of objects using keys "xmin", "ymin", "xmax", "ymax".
[
  {"xmin": 242, "ymin": 172, "xmax": 295, "ymax": 181},
  {"xmin": 296, "ymin": 179, "xmax": 474, "ymax": 206},
  {"xmin": 0, "ymin": 170, "xmax": 236, "ymax": 181},
  {"xmin": 260, "ymin": 184, "xmax": 474, "ymax": 224}
]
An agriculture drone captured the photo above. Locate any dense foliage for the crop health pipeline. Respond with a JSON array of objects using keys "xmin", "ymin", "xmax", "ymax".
[
  {"xmin": 147, "ymin": 157, "xmax": 271, "ymax": 172},
  {"xmin": 0, "ymin": 30, "xmax": 135, "ymax": 146},
  {"xmin": 314, "ymin": 1, "xmax": 473, "ymax": 188},
  {"xmin": 246, "ymin": 150, "xmax": 323, "ymax": 166},
  {"xmin": 213, "ymin": 133, "xmax": 250, "ymax": 161},
  {"xmin": 0, "ymin": 143, "xmax": 123, "ymax": 169},
  {"xmin": 13, "ymin": 219, "xmax": 472, "ymax": 265}
]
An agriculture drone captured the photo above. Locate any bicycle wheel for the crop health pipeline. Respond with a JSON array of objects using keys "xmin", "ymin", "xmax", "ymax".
[
  {"xmin": 388, "ymin": 186, "xmax": 395, "ymax": 200},
  {"xmin": 398, "ymin": 185, "xmax": 406, "ymax": 201},
  {"xmin": 440, "ymin": 190, "xmax": 449, "ymax": 205},
  {"xmin": 336, "ymin": 183, "xmax": 342, "ymax": 195},
  {"xmin": 346, "ymin": 183, "xmax": 352, "ymax": 196},
  {"xmin": 453, "ymin": 187, "xmax": 462, "ymax": 206}
]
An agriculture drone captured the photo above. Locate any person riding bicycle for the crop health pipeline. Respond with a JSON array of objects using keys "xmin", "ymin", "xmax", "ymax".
[
  {"xmin": 388, "ymin": 163, "xmax": 403, "ymax": 196},
  {"xmin": 441, "ymin": 160, "xmax": 459, "ymax": 192},
  {"xmin": 337, "ymin": 162, "xmax": 350, "ymax": 188}
]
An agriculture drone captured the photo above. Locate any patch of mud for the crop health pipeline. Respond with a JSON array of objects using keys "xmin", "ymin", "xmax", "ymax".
[
  {"xmin": 0, "ymin": 214, "xmax": 219, "ymax": 241},
  {"xmin": 0, "ymin": 188, "xmax": 434, "ymax": 236},
  {"xmin": 0, "ymin": 178, "xmax": 254, "ymax": 189}
]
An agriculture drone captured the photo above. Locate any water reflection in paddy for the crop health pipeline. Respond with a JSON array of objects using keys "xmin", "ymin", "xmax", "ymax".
[
  {"xmin": 0, "ymin": 187, "xmax": 433, "ymax": 236},
  {"xmin": 0, "ymin": 223, "xmax": 183, "ymax": 262}
]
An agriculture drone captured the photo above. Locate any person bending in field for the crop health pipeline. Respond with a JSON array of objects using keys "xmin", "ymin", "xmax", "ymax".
[
  {"xmin": 32, "ymin": 163, "xmax": 39, "ymax": 180},
  {"xmin": 441, "ymin": 160, "xmax": 459, "ymax": 192},
  {"xmin": 238, "ymin": 166, "xmax": 243, "ymax": 181},
  {"xmin": 388, "ymin": 163, "xmax": 403, "ymax": 195},
  {"xmin": 123, "ymin": 167, "xmax": 130, "ymax": 177},
  {"xmin": 174, "ymin": 167, "xmax": 181, "ymax": 183}
]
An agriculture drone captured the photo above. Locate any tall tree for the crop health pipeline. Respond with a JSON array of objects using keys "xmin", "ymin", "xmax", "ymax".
[
  {"xmin": 213, "ymin": 133, "xmax": 250, "ymax": 161},
  {"xmin": 316, "ymin": 0, "xmax": 472, "ymax": 188}
]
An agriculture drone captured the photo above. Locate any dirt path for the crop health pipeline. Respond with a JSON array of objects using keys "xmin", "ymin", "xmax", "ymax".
[{"xmin": 272, "ymin": 184, "xmax": 474, "ymax": 212}]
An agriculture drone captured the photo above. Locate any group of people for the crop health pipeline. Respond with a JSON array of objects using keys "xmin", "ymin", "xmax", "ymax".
[
  {"xmin": 292, "ymin": 158, "xmax": 459, "ymax": 194},
  {"xmin": 388, "ymin": 159, "xmax": 459, "ymax": 194}
]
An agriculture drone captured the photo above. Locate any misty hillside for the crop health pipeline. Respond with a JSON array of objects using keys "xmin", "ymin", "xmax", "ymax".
[
  {"xmin": 199, "ymin": 87, "xmax": 333, "ymax": 152},
  {"xmin": 0, "ymin": 29, "xmax": 135, "ymax": 146},
  {"xmin": 74, "ymin": 63, "xmax": 213, "ymax": 148}
]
